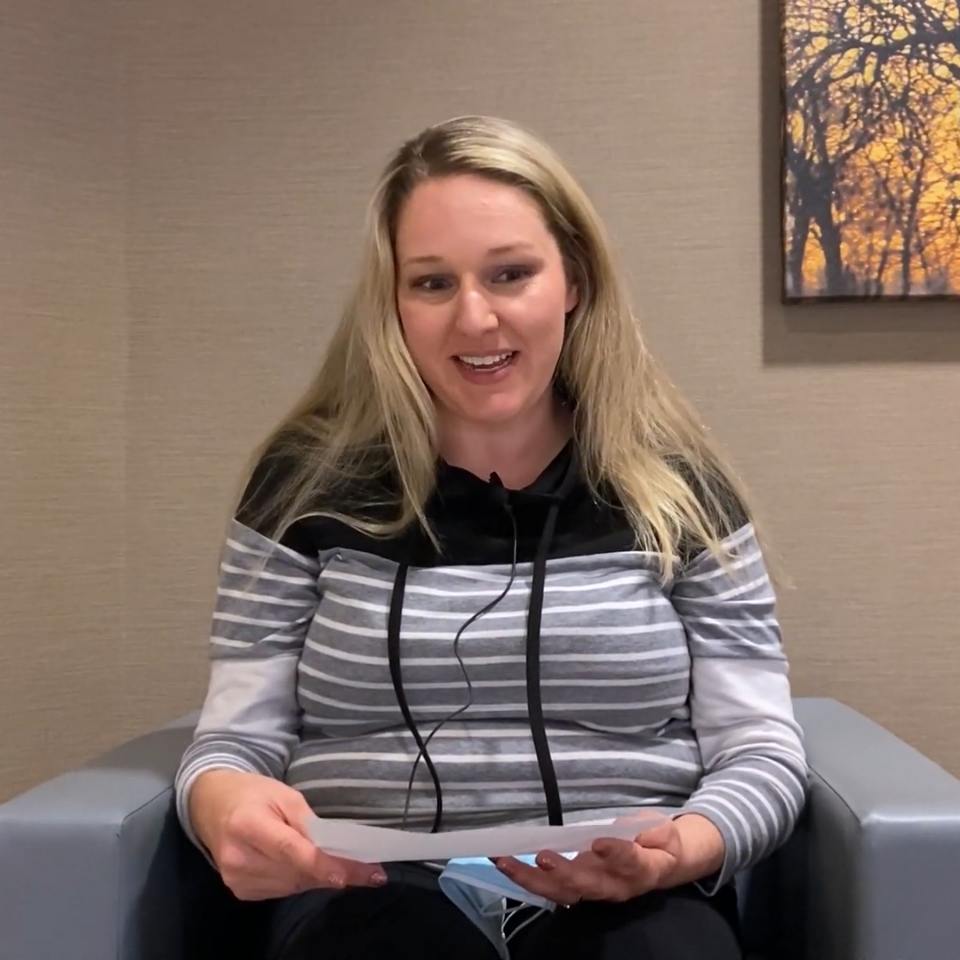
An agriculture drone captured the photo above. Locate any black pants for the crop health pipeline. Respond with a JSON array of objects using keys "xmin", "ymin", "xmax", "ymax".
[{"xmin": 258, "ymin": 862, "xmax": 744, "ymax": 960}]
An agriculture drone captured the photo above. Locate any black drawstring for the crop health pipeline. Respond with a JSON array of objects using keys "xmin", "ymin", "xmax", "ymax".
[
  {"xmin": 387, "ymin": 452, "xmax": 576, "ymax": 833},
  {"xmin": 525, "ymin": 499, "xmax": 564, "ymax": 825},
  {"xmin": 387, "ymin": 561, "xmax": 444, "ymax": 833},
  {"xmin": 394, "ymin": 499, "xmax": 520, "ymax": 833},
  {"xmin": 486, "ymin": 473, "xmax": 572, "ymax": 824}
]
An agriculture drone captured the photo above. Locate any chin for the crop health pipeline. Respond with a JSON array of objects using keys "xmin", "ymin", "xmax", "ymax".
[
  {"xmin": 463, "ymin": 405, "xmax": 525, "ymax": 426},
  {"xmin": 446, "ymin": 396, "xmax": 527, "ymax": 426}
]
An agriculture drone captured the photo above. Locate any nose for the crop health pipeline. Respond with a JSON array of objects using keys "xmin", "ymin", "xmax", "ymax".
[{"xmin": 453, "ymin": 278, "xmax": 499, "ymax": 335}]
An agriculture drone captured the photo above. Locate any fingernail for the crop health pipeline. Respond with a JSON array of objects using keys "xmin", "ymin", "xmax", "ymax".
[
  {"xmin": 327, "ymin": 873, "xmax": 345, "ymax": 888},
  {"xmin": 537, "ymin": 855, "xmax": 556, "ymax": 870},
  {"xmin": 370, "ymin": 871, "xmax": 388, "ymax": 885}
]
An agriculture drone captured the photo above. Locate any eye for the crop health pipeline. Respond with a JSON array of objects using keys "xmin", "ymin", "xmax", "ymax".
[
  {"xmin": 410, "ymin": 276, "xmax": 451, "ymax": 292},
  {"xmin": 494, "ymin": 266, "xmax": 533, "ymax": 283},
  {"xmin": 408, "ymin": 265, "xmax": 533, "ymax": 292}
]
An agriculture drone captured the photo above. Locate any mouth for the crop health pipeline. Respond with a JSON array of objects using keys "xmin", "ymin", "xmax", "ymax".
[{"xmin": 453, "ymin": 351, "xmax": 518, "ymax": 374}]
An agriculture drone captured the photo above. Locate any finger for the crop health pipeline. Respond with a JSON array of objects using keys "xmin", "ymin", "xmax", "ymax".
[
  {"xmin": 598, "ymin": 837, "xmax": 665, "ymax": 884},
  {"xmin": 321, "ymin": 852, "xmax": 388, "ymax": 888},
  {"xmin": 536, "ymin": 849, "xmax": 589, "ymax": 877},
  {"xmin": 238, "ymin": 812, "xmax": 337, "ymax": 883},
  {"xmin": 495, "ymin": 856, "xmax": 581, "ymax": 905},
  {"xmin": 220, "ymin": 844, "xmax": 315, "ymax": 900},
  {"xmin": 538, "ymin": 850, "xmax": 627, "ymax": 902},
  {"xmin": 256, "ymin": 824, "xmax": 385, "ymax": 888},
  {"xmin": 593, "ymin": 837, "xmax": 644, "ymax": 873},
  {"xmin": 245, "ymin": 870, "xmax": 317, "ymax": 900},
  {"xmin": 270, "ymin": 793, "xmax": 386, "ymax": 887},
  {"xmin": 273, "ymin": 787, "xmax": 316, "ymax": 836},
  {"xmin": 634, "ymin": 819, "xmax": 679, "ymax": 851}
]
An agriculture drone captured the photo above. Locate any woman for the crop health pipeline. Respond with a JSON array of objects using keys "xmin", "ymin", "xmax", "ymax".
[{"xmin": 175, "ymin": 114, "xmax": 808, "ymax": 960}]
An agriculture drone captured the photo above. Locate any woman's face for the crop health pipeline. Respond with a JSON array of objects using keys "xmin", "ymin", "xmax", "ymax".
[{"xmin": 394, "ymin": 174, "xmax": 579, "ymax": 432}]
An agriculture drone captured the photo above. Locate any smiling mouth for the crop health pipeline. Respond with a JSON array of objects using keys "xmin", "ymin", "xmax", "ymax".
[{"xmin": 453, "ymin": 351, "xmax": 517, "ymax": 372}]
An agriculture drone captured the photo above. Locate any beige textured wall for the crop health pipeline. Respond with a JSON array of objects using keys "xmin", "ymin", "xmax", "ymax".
[
  {"xmin": 2, "ymin": 0, "xmax": 958, "ymax": 801},
  {"xmin": 1, "ymin": 0, "xmax": 130, "ymax": 798}
]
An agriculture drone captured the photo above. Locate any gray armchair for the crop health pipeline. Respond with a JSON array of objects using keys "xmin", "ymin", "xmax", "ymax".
[{"xmin": 2, "ymin": 698, "xmax": 959, "ymax": 960}]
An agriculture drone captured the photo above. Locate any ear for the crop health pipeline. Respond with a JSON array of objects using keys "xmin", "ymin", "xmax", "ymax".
[{"xmin": 565, "ymin": 280, "xmax": 579, "ymax": 315}]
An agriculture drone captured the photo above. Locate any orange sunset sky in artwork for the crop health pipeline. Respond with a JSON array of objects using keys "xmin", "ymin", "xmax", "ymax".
[{"xmin": 783, "ymin": 0, "xmax": 960, "ymax": 297}]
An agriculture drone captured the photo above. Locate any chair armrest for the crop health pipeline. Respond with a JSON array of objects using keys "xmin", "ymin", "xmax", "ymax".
[
  {"xmin": 743, "ymin": 697, "xmax": 960, "ymax": 960},
  {"xmin": 0, "ymin": 710, "xmax": 239, "ymax": 960}
]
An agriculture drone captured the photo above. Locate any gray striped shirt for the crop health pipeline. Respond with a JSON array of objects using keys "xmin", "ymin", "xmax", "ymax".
[{"xmin": 176, "ymin": 516, "xmax": 808, "ymax": 893}]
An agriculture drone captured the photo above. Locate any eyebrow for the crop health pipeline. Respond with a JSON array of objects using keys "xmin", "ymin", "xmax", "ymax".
[{"xmin": 401, "ymin": 242, "xmax": 538, "ymax": 268}]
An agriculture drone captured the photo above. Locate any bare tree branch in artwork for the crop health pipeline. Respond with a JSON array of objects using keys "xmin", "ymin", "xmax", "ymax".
[{"xmin": 783, "ymin": 0, "xmax": 960, "ymax": 297}]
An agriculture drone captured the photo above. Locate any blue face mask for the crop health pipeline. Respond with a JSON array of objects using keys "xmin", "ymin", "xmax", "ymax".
[{"xmin": 437, "ymin": 854, "xmax": 568, "ymax": 958}]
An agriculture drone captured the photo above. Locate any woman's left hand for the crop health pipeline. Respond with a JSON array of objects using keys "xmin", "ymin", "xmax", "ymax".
[{"xmin": 493, "ymin": 818, "xmax": 684, "ymax": 907}]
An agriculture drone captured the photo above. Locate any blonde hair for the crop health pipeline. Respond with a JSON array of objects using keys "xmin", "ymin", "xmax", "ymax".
[{"xmin": 235, "ymin": 114, "xmax": 774, "ymax": 584}]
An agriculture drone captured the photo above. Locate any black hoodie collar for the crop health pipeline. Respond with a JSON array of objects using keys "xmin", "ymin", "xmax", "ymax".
[{"xmin": 434, "ymin": 437, "xmax": 580, "ymax": 505}]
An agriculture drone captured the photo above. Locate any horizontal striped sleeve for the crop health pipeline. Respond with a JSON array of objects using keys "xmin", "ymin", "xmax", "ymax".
[
  {"xmin": 174, "ymin": 518, "xmax": 321, "ymax": 857},
  {"xmin": 669, "ymin": 523, "xmax": 809, "ymax": 894}
]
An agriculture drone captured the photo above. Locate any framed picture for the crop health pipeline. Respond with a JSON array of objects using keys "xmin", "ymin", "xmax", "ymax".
[{"xmin": 781, "ymin": 0, "xmax": 960, "ymax": 301}]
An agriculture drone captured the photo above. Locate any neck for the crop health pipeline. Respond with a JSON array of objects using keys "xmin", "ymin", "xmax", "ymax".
[{"xmin": 438, "ymin": 393, "xmax": 573, "ymax": 489}]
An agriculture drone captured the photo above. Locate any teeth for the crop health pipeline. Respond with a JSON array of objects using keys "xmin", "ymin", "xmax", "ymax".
[{"xmin": 458, "ymin": 352, "xmax": 513, "ymax": 368}]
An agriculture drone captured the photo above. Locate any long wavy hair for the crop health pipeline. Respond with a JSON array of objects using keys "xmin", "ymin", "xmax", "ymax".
[{"xmin": 234, "ymin": 114, "xmax": 770, "ymax": 584}]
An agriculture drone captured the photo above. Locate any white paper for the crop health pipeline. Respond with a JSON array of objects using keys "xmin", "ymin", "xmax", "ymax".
[{"xmin": 305, "ymin": 809, "xmax": 669, "ymax": 863}]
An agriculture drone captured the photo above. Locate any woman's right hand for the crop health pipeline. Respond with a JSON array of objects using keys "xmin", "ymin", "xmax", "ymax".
[{"xmin": 188, "ymin": 768, "xmax": 387, "ymax": 901}]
